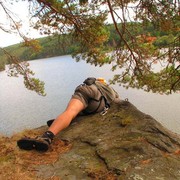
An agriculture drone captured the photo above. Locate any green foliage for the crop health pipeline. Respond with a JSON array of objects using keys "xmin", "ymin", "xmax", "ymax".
[
  {"xmin": 153, "ymin": 34, "xmax": 176, "ymax": 48},
  {"xmin": 0, "ymin": 60, "xmax": 5, "ymax": 71},
  {"xmin": 7, "ymin": 62, "xmax": 46, "ymax": 96},
  {"xmin": 79, "ymin": 0, "xmax": 88, "ymax": 5},
  {"xmin": 0, "ymin": 23, "xmax": 179, "ymax": 95},
  {"xmin": 24, "ymin": 77, "xmax": 46, "ymax": 96},
  {"xmin": 1, "ymin": 22, "xmax": 177, "ymax": 69},
  {"xmin": 1, "ymin": 0, "xmax": 179, "ymax": 95},
  {"xmin": 0, "ymin": 48, "xmax": 46, "ymax": 96}
]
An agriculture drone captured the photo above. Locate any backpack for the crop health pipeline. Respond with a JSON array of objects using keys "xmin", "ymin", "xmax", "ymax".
[{"xmin": 82, "ymin": 77, "xmax": 110, "ymax": 114}]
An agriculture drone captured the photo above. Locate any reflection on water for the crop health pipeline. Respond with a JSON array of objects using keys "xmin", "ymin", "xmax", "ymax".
[{"xmin": 0, "ymin": 55, "xmax": 179, "ymax": 136}]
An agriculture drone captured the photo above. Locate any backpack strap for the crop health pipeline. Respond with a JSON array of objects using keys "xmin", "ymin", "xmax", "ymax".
[
  {"xmin": 96, "ymin": 85, "xmax": 110, "ymax": 109},
  {"xmin": 82, "ymin": 77, "xmax": 110, "ymax": 115}
]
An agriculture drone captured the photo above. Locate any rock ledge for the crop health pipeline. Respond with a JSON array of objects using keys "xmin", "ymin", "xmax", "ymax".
[{"xmin": 36, "ymin": 101, "xmax": 180, "ymax": 180}]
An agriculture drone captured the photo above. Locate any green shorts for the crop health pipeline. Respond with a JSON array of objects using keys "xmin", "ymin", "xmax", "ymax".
[{"xmin": 71, "ymin": 84, "xmax": 105, "ymax": 114}]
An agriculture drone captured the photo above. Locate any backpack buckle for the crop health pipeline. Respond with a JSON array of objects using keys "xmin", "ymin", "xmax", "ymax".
[{"xmin": 100, "ymin": 107, "xmax": 109, "ymax": 116}]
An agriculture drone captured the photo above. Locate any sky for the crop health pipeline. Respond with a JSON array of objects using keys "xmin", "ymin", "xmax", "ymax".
[{"xmin": 0, "ymin": 0, "xmax": 43, "ymax": 47}]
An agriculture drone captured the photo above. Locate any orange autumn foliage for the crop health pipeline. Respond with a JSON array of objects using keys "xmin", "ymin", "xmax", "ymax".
[{"xmin": 138, "ymin": 35, "xmax": 157, "ymax": 44}]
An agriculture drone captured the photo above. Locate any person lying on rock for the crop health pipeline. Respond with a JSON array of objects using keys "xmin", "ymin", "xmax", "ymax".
[{"xmin": 17, "ymin": 77, "xmax": 120, "ymax": 152}]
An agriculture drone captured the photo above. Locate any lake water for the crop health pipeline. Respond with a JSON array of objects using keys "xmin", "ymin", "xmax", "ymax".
[{"xmin": 0, "ymin": 55, "xmax": 179, "ymax": 136}]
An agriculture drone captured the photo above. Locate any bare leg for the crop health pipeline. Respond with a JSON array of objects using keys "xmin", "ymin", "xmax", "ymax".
[
  {"xmin": 17, "ymin": 98, "xmax": 85, "ymax": 151},
  {"xmin": 48, "ymin": 98, "xmax": 85, "ymax": 135}
]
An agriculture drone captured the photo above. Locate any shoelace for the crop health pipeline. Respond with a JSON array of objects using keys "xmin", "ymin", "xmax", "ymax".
[{"xmin": 36, "ymin": 136, "xmax": 52, "ymax": 145}]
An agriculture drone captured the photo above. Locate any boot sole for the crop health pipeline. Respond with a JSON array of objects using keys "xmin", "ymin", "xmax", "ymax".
[{"xmin": 17, "ymin": 138, "xmax": 49, "ymax": 152}]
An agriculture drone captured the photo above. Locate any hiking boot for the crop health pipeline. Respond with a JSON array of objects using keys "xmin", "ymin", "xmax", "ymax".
[
  {"xmin": 17, "ymin": 137, "xmax": 35, "ymax": 151},
  {"xmin": 17, "ymin": 136, "xmax": 51, "ymax": 152},
  {"xmin": 17, "ymin": 131, "xmax": 54, "ymax": 152}
]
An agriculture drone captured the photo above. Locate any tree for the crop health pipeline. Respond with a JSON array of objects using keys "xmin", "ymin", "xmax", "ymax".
[
  {"xmin": 0, "ymin": 0, "xmax": 45, "ymax": 96},
  {"xmin": 0, "ymin": 0, "xmax": 179, "ymax": 95}
]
